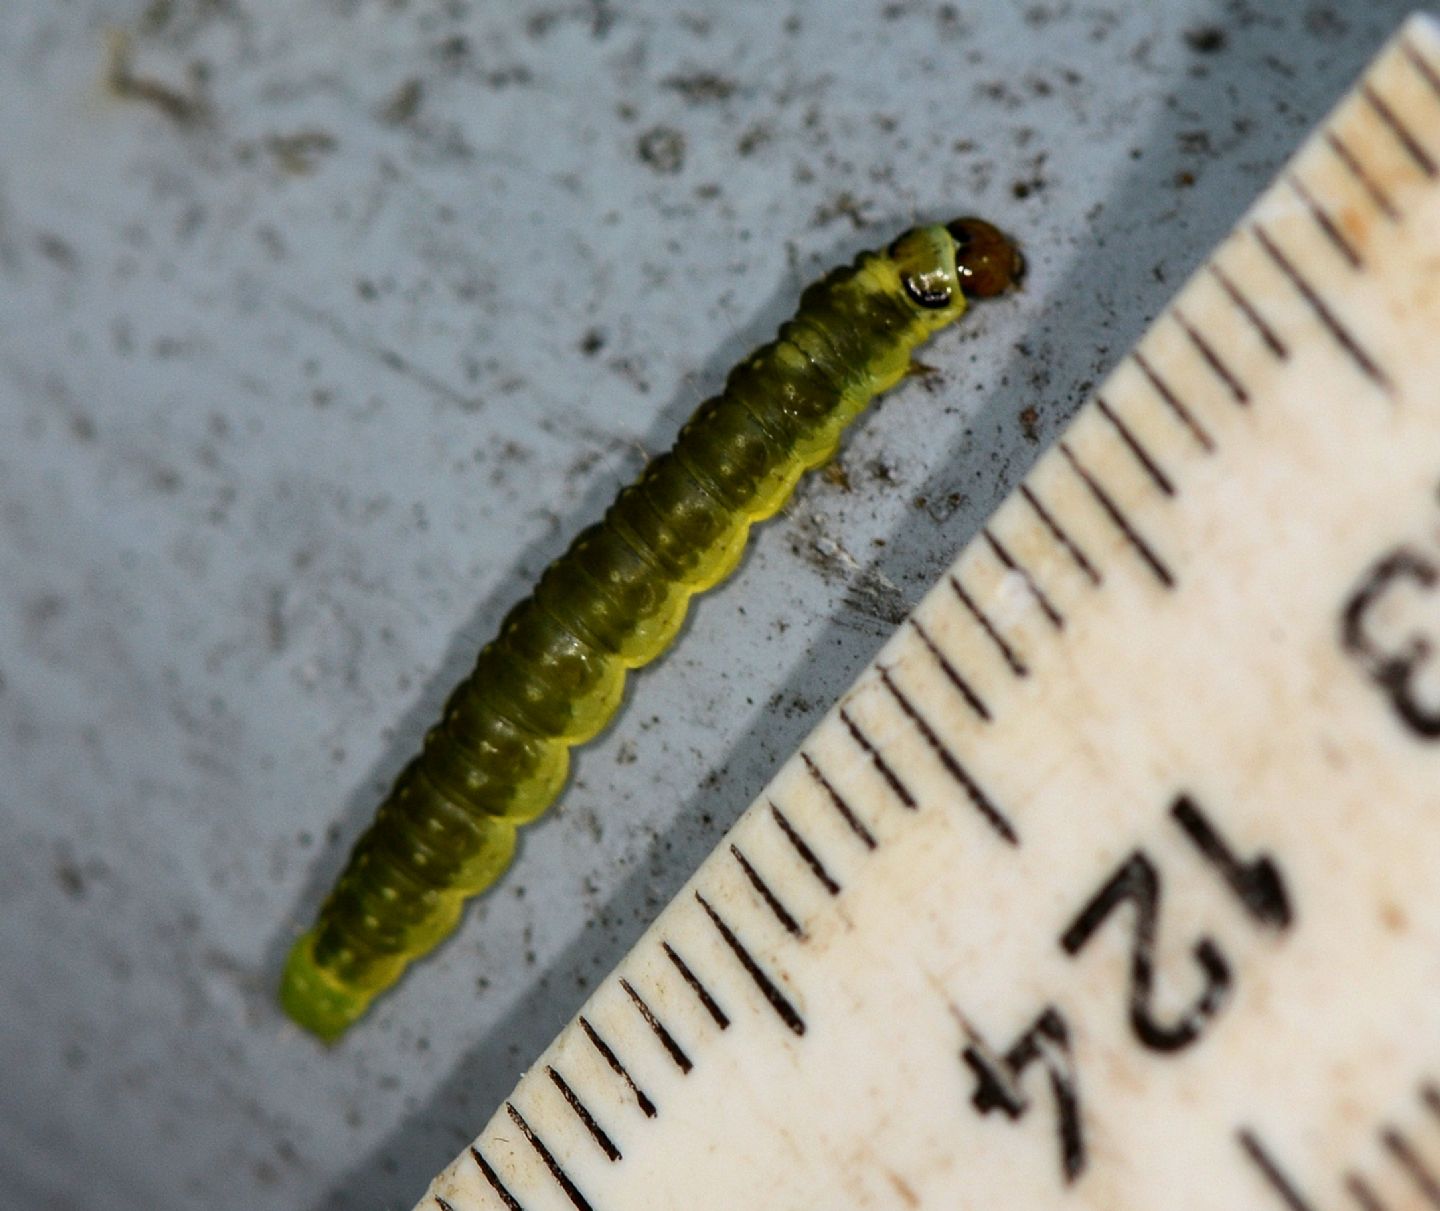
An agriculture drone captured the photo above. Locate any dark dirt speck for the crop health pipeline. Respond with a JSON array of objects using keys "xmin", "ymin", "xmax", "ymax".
[
  {"xmin": 1184, "ymin": 25, "xmax": 1228, "ymax": 53},
  {"xmin": 663, "ymin": 71, "xmax": 737, "ymax": 104},
  {"xmin": 637, "ymin": 126, "xmax": 686, "ymax": 174},
  {"xmin": 736, "ymin": 122, "xmax": 772, "ymax": 156},
  {"xmin": 55, "ymin": 859, "xmax": 87, "ymax": 900},
  {"xmin": 377, "ymin": 78, "xmax": 423, "ymax": 125}
]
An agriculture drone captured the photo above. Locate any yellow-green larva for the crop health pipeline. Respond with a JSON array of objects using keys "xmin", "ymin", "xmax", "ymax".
[{"xmin": 280, "ymin": 217, "xmax": 1023, "ymax": 1040}]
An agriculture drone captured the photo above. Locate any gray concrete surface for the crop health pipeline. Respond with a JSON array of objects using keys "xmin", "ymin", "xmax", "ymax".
[{"xmin": 0, "ymin": 2, "xmax": 1420, "ymax": 1208}]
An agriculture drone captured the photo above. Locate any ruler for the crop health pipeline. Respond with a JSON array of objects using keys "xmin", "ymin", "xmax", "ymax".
[{"xmin": 418, "ymin": 15, "xmax": 1440, "ymax": 1210}]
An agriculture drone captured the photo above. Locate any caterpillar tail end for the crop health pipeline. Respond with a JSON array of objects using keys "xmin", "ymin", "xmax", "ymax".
[{"xmin": 279, "ymin": 929, "xmax": 375, "ymax": 1043}]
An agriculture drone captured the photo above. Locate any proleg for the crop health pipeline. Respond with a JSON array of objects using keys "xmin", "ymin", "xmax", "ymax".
[{"xmin": 279, "ymin": 217, "xmax": 1023, "ymax": 1040}]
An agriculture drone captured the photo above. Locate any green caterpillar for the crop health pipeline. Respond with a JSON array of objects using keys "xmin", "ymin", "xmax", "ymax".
[{"xmin": 280, "ymin": 217, "xmax": 1022, "ymax": 1040}]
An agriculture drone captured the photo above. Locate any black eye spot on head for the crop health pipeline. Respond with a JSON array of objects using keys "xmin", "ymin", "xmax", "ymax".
[
  {"xmin": 946, "ymin": 216, "xmax": 1024, "ymax": 298},
  {"xmin": 903, "ymin": 274, "xmax": 953, "ymax": 309},
  {"xmin": 887, "ymin": 226, "xmax": 957, "ymax": 311}
]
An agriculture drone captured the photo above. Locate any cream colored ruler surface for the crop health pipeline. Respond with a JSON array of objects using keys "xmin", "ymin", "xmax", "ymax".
[{"xmin": 420, "ymin": 16, "xmax": 1440, "ymax": 1210}]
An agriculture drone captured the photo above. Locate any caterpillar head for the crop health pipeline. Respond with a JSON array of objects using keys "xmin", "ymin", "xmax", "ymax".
[{"xmin": 889, "ymin": 217, "xmax": 1023, "ymax": 314}]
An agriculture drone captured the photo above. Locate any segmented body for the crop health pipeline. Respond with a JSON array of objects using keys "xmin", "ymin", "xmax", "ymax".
[{"xmin": 280, "ymin": 218, "xmax": 1022, "ymax": 1040}]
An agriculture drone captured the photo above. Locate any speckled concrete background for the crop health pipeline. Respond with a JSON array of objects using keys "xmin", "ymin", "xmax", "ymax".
[{"xmin": 0, "ymin": 2, "xmax": 1422, "ymax": 1208}]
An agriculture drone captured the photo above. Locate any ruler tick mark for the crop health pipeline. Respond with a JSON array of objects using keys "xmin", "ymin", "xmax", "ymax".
[
  {"xmin": 1207, "ymin": 262, "xmax": 1290, "ymax": 359},
  {"xmin": 878, "ymin": 667, "xmax": 1017, "ymax": 844},
  {"xmin": 1019, "ymin": 481, "xmax": 1102, "ymax": 585},
  {"xmin": 1382, "ymin": 1126, "xmax": 1440, "ymax": 1207},
  {"xmin": 662, "ymin": 941, "xmax": 731, "ymax": 1029},
  {"xmin": 1347, "ymin": 1173, "xmax": 1391, "ymax": 1211},
  {"xmin": 547, "ymin": 1066, "xmax": 623, "ymax": 1163},
  {"xmin": 1250, "ymin": 222, "xmax": 1394, "ymax": 395},
  {"xmin": 1058, "ymin": 441, "xmax": 1175, "ymax": 588},
  {"xmin": 1286, "ymin": 170, "xmax": 1364, "ymax": 268},
  {"xmin": 695, "ymin": 892, "xmax": 806, "ymax": 1036},
  {"xmin": 983, "ymin": 527, "xmax": 1065, "ymax": 629},
  {"xmin": 578, "ymin": 1016, "xmax": 657, "ymax": 1118},
  {"xmin": 907, "ymin": 618, "xmax": 992, "ymax": 721},
  {"xmin": 1172, "ymin": 305, "xmax": 1249, "ymax": 404},
  {"xmin": 1095, "ymin": 394, "xmax": 1176, "ymax": 496},
  {"xmin": 1362, "ymin": 80, "xmax": 1437, "ymax": 177},
  {"xmin": 505, "ymin": 1103, "xmax": 595, "ymax": 1211},
  {"xmin": 769, "ymin": 800, "xmax": 841, "ymax": 895},
  {"xmin": 1402, "ymin": 35, "xmax": 1440, "ymax": 105},
  {"xmin": 1323, "ymin": 128, "xmax": 1401, "ymax": 222},
  {"xmin": 1130, "ymin": 349, "xmax": 1216, "ymax": 451},
  {"xmin": 802, "ymin": 751, "xmax": 878, "ymax": 849},
  {"xmin": 1238, "ymin": 1128, "xmax": 1319, "ymax": 1211},
  {"xmin": 620, "ymin": 979, "xmax": 693, "ymax": 1074},
  {"xmin": 470, "ymin": 1146, "xmax": 526, "ymax": 1211},
  {"xmin": 731, "ymin": 843, "xmax": 804, "ymax": 938},
  {"xmin": 949, "ymin": 574, "xmax": 1029, "ymax": 676},
  {"xmin": 839, "ymin": 707, "xmax": 918, "ymax": 808}
]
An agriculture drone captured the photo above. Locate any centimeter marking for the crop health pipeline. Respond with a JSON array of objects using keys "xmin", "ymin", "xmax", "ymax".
[{"xmin": 422, "ymin": 15, "xmax": 1440, "ymax": 1211}]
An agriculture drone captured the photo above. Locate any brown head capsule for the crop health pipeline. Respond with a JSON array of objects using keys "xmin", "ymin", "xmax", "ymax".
[{"xmin": 947, "ymin": 216, "xmax": 1026, "ymax": 298}]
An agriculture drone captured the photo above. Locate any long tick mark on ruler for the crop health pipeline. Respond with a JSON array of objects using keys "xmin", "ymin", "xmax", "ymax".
[
  {"xmin": 1362, "ymin": 81, "xmax": 1437, "ymax": 176},
  {"xmin": 506, "ymin": 1103, "xmax": 595, "ymax": 1211},
  {"xmin": 470, "ymin": 1147, "xmax": 525, "ymax": 1211},
  {"xmin": 877, "ymin": 667, "xmax": 1017, "ymax": 844},
  {"xmin": 802, "ymin": 751, "xmax": 879, "ymax": 849},
  {"xmin": 1249, "ymin": 222, "xmax": 1394, "ymax": 395},
  {"xmin": 1130, "ymin": 349, "xmax": 1216, "ymax": 451},
  {"xmin": 695, "ymin": 892, "xmax": 806, "ymax": 1036},
  {"xmin": 839, "ymin": 707, "xmax": 918, "ymax": 807},
  {"xmin": 949, "ymin": 575, "xmax": 1029, "ymax": 676},
  {"xmin": 983, "ymin": 527, "xmax": 1065, "ymax": 629},
  {"xmin": 620, "ymin": 979, "xmax": 692, "ymax": 1073},
  {"xmin": 1296, "ymin": 172, "xmax": 1359, "ymax": 266},
  {"xmin": 1402, "ymin": 34, "xmax": 1440, "ymax": 103},
  {"xmin": 662, "ymin": 941, "xmax": 731, "ymax": 1029},
  {"xmin": 1286, "ymin": 171, "xmax": 1364, "ymax": 269},
  {"xmin": 1058, "ymin": 441, "xmax": 1175, "ymax": 588},
  {"xmin": 1171, "ymin": 306, "xmax": 1250, "ymax": 405},
  {"xmin": 1324, "ymin": 128, "xmax": 1402, "ymax": 221},
  {"xmin": 1345, "ymin": 1174, "xmax": 1389, "ymax": 1211},
  {"xmin": 1207, "ymin": 261, "xmax": 1290, "ymax": 360},
  {"xmin": 1019, "ymin": 482, "xmax": 1103, "ymax": 585},
  {"xmin": 769, "ymin": 801, "xmax": 842, "ymax": 895},
  {"xmin": 578, "ymin": 1015, "xmax": 657, "ymax": 1117},
  {"xmin": 1238, "ymin": 1128, "xmax": 1317, "ymax": 1211},
  {"xmin": 730, "ymin": 843, "xmax": 804, "ymax": 938},
  {"xmin": 907, "ymin": 618, "xmax": 992, "ymax": 721},
  {"xmin": 1382, "ymin": 1127, "xmax": 1440, "ymax": 1206},
  {"xmin": 1094, "ymin": 394, "xmax": 1176, "ymax": 497},
  {"xmin": 547, "ymin": 1066, "xmax": 623, "ymax": 1162}
]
